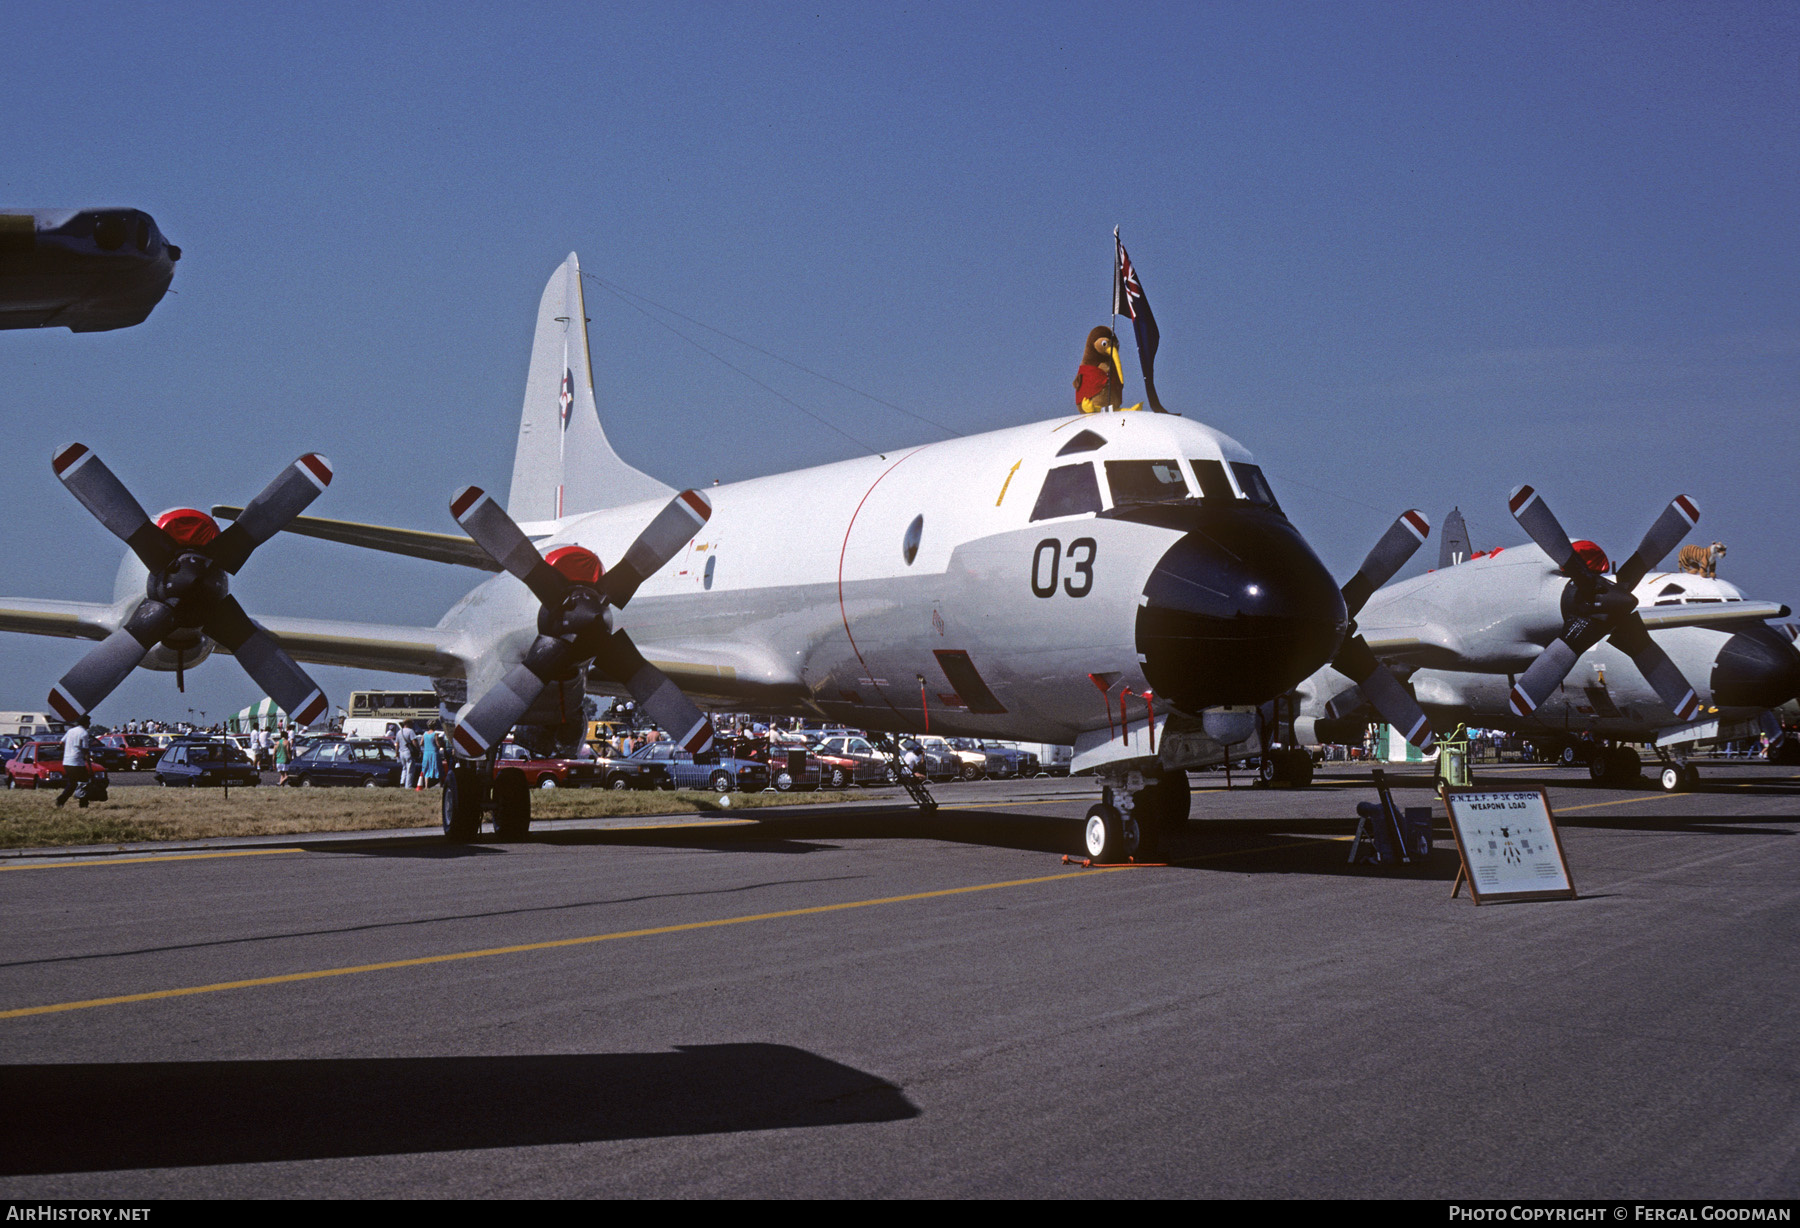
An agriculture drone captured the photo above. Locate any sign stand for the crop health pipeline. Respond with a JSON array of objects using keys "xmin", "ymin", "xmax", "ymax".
[{"xmin": 1441, "ymin": 786, "xmax": 1577, "ymax": 905}]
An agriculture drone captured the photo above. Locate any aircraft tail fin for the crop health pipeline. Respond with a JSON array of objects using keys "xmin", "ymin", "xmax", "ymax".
[
  {"xmin": 1438, "ymin": 506, "xmax": 1472, "ymax": 568},
  {"xmin": 507, "ymin": 253, "xmax": 672, "ymax": 521}
]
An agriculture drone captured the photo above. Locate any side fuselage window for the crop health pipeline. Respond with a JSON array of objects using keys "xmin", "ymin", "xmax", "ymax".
[
  {"xmin": 1029, "ymin": 463, "xmax": 1103, "ymax": 522},
  {"xmin": 1104, "ymin": 460, "xmax": 1190, "ymax": 505}
]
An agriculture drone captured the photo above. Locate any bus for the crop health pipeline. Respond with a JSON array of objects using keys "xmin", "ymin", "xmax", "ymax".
[{"xmin": 342, "ymin": 690, "xmax": 441, "ymax": 739}]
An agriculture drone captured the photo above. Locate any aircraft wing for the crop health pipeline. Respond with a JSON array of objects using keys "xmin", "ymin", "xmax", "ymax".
[
  {"xmin": 1361, "ymin": 624, "xmax": 1469, "ymax": 670},
  {"xmin": 251, "ymin": 615, "xmax": 468, "ymax": 676},
  {"xmin": 1636, "ymin": 601, "xmax": 1790, "ymax": 631},
  {"xmin": 211, "ymin": 506, "xmax": 500, "ymax": 572},
  {"xmin": 0, "ymin": 598, "xmax": 115, "ymax": 643}
]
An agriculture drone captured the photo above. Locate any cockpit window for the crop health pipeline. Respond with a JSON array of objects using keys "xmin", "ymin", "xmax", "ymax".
[
  {"xmin": 1030, "ymin": 463, "xmax": 1103, "ymax": 522},
  {"xmin": 1189, "ymin": 459, "xmax": 1237, "ymax": 501},
  {"xmin": 1229, "ymin": 463, "xmax": 1282, "ymax": 512},
  {"xmin": 1105, "ymin": 460, "xmax": 1190, "ymax": 505}
]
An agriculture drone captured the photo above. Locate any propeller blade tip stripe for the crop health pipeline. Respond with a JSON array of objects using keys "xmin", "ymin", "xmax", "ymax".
[
  {"xmin": 450, "ymin": 486, "xmax": 487, "ymax": 521},
  {"xmin": 680, "ymin": 719, "xmax": 714, "ymax": 754},
  {"xmin": 678, "ymin": 490, "xmax": 712, "ymax": 523},
  {"xmin": 298, "ymin": 454, "xmax": 333, "ymax": 489},
  {"xmin": 52, "ymin": 443, "xmax": 91, "ymax": 476},
  {"xmin": 1402, "ymin": 510, "xmax": 1430, "ymax": 540},
  {"xmin": 1507, "ymin": 485, "xmax": 1536, "ymax": 514},
  {"xmin": 1405, "ymin": 716, "xmax": 1431, "ymax": 745},
  {"xmin": 452, "ymin": 725, "xmax": 488, "ymax": 758},
  {"xmin": 1674, "ymin": 494, "xmax": 1699, "ymax": 523},
  {"xmin": 47, "ymin": 687, "xmax": 82, "ymax": 723},
  {"xmin": 292, "ymin": 693, "xmax": 328, "ymax": 726},
  {"xmin": 1508, "ymin": 685, "xmax": 1537, "ymax": 717}
]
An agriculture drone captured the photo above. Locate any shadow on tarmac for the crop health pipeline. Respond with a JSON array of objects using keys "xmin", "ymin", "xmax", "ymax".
[{"xmin": 0, "ymin": 1045, "xmax": 919, "ymax": 1174}]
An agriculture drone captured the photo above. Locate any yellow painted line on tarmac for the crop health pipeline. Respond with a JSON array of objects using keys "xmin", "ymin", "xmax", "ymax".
[
  {"xmin": 0, "ymin": 848, "xmax": 304, "ymax": 872},
  {"xmin": 0, "ymin": 863, "xmax": 1141, "ymax": 1021},
  {"xmin": 1555, "ymin": 793, "xmax": 1684, "ymax": 814}
]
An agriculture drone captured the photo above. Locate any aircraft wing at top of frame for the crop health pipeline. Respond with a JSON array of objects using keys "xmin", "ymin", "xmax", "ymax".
[{"xmin": 0, "ymin": 209, "xmax": 181, "ymax": 332}]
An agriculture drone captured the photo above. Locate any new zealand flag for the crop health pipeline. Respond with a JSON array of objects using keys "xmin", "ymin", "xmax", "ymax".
[{"xmin": 1112, "ymin": 234, "xmax": 1166, "ymax": 413}]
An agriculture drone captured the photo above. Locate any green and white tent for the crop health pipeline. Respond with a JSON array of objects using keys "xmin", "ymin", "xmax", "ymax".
[{"xmin": 226, "ymin": 698, "xmax": 286, "ymax": 732}]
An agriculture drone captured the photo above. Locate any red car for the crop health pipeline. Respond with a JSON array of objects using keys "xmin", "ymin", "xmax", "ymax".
[
  {"xmin": 96, "ymin": 733, "xmax": 162, "ymax": 771},
  {"xmin": 5, "ymin": 741, "xmax": 110, "ymax": 795},
  {"xmin": 493, "ymin": 743, "xmax": 606, "ymax": 789}
]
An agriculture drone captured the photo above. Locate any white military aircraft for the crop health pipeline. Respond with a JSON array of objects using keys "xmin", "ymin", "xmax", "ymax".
[
  {"xmin": 1292, "ymin": 490, "xmax": 1798, "ymax": 792},
  {"xmin": 1, "ymin": 254, "xmax": 1448, "ymax": 859}
]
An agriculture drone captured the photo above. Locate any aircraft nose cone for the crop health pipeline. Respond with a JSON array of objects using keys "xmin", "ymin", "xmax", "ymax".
[
  {"xmin": 1136, "ymin": 509, "xmax": 1347, "ymax": 712},
  {"xmin": 1711, "ymin": 625, "xmax": 1800, "ymax": 709}
]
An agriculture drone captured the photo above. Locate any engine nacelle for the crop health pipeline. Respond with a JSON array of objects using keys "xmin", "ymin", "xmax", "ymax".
[{"xmin": 140, "ymin": 638, "xmax": 215, "ymax": 673}]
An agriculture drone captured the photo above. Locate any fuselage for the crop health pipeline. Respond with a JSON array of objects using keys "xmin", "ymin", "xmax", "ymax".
[{"xmin": 440, "ymin": 413, "xmax": 1348, "ymax": 743}]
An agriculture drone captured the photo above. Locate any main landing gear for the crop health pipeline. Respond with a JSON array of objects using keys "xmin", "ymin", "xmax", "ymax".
[
  {"xmin": 1081, "ymin": 770, "xmax": 1190, "ymax": 863},
  {"xmin": 443, "ymin": 755, "xmax": 533, "ymax": 842}
]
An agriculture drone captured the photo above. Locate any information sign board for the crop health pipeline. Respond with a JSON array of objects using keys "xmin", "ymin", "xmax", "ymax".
[{"xmin": 1441, "ymin": 788, "xmax": 1576, "ymax": 905}]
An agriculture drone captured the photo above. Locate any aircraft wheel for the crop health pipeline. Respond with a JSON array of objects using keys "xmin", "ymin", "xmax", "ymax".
[
  {"xmin": 1659, "ymin": 765, "xmax": 1684, "ymax": 793},
  {"xmin": 493, "ymin": 770, "xmax": 531, "ymax": 839},
  {"xmin": 1588, "ymin": 754, "xmax": 1607, "ymax": 781},
  {"xmin": 1683, "ymin": 764, "xmax": 1701, "ymax": 790},
  {"xmin": 1151, "ymin": 771, "xmax": 1192, "ymax": 830},
  {"xmin": 708, "ymin": 770, "xmax": 733, "ymax": 793},
  {"xmin": 1083, "ymin": 803, "xmax": 1126, "ymax": 863},
  {"xmin": 1284, "ymin": 749, "xmax": 1314, "ymax": 788},
  {"xmin": 442, "ymin": 765, "xmax": 482, "ymax": 842},
  {"xmin": 1258, "ymin": 755, "xmax": 1279, "ymax": 785},
  {"xmin": 1605, "ymin": 746, "xmax": 1641, "ymax": 785}
]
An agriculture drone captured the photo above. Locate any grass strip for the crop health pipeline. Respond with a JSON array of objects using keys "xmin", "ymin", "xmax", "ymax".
[{"xmin": 0, "ymin": 785, "xmax": 868, "ymax": 849}]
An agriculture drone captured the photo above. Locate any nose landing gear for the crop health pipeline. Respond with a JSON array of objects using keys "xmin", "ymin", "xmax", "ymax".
[{"xmin": 1079, "ymin": 771, "xmax": 1191, "ymax": 863}]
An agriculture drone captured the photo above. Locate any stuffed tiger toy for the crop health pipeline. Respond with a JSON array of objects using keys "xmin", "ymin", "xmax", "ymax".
[{"xmin": 1677, "ymin": 541, "xmax": 1726, "ymax": 578}]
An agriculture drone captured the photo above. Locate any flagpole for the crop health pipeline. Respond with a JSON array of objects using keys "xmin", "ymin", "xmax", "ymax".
[{"xmin": 1110, "ymin": 226, "xmax": 1119, "ymax": 340}]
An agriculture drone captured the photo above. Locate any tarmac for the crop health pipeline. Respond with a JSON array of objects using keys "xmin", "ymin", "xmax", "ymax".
[{"xmin": 0, "ymin": 759, "xmax": 1795, "ymax": 1198}]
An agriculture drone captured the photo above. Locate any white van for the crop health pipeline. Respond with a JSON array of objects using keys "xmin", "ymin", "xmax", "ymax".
[{"xmin": 0, "ymin": 711, "xmax": 67, "ymax": 739}]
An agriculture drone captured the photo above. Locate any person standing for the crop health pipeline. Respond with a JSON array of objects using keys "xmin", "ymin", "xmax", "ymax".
[
  {"xmin": 56, "ymin": 714, "xmax": 93, "ymax": 809},
  {"xmin": 397, "ymin": 721, "xmax": 419, "ymax": 790},
  {"xmin": 274, "ymin": 728, "xmax": 292, "ymax": 785},
  {"xmin": 420, "ymin": 724, "xmax": 442, "ymax": 790}
]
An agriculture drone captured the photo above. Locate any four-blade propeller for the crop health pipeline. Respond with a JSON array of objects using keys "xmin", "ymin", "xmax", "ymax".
[
  {"xmin": 1324, "ymin": 510, "xmax": 1437, "ymax": 750},
  {"xmin": 47, "ymin": 444, "xmax": 334, "ymax": 725},
  {"xmin": 447, "ymin": 485, "xmax": 716, "ymax": 759},
  {"xmin": 1505, "ymin": 485, "xmax": 1703, "ymax": 721}
]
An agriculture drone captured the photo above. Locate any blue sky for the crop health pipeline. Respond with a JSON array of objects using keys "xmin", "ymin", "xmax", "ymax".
[{"xmin": 2, "ymin": 1, "xmax": 1794, "ymax": 721}]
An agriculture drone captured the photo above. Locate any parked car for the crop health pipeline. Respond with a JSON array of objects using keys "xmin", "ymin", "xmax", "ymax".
[
  {"xmin": 946, "ymin": 737, "xmax": 1039, "ymax": 779},
  {"xmin": 585, "ymin": 743, "xmax": 674, "ymax": 791},
  {"xmin": 282, "ymin": 737, "xmax": 400, "ymax": 787},
  {"xmin": 908, "ymin": 737, "xmax": 967, "ymax": 781},
  {"xmin": 811, "ymin": 735, "xmax": 898, "ymax": 785},
  {"xmin": 153, "ymin": 738, "xmax": 261, "ymax": 787},
  {"xmin": 627, "ymin": 742, "xmax": 769, "ymax": 791},
  {"xmin": 738, "ymin": 738, "xmax": 828, "ymax": 791},
  {"xmin": 493, "ymin": 742, "xmax": 606, "ymax": 789},
  {"xmin": 96, "ymin": 732, "xmax": 163, "ymax": 772},
  {"xmin": 5, "ymin": 741, "xmax": 110, "ymax": 795},
  {"xmin": 938, "ymin": 738, "xmax": 991, "ymax": 780}
]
